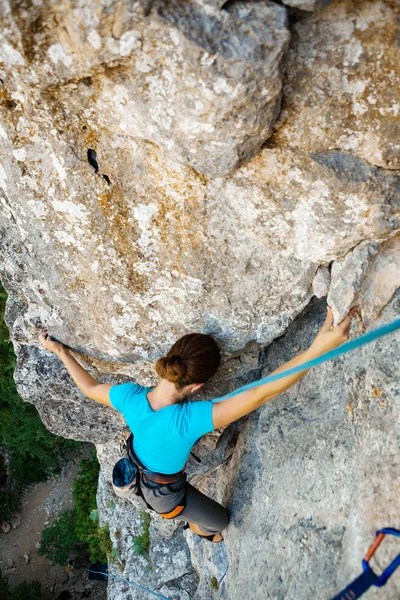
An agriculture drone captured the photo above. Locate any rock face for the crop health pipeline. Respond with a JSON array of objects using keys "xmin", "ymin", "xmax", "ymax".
[
  {"xmin": 0, "ymin": 0, "xmax": 399, "ymax": 599},
  {"xmin": 0, "ymin": 0, "xmax": 290, "ymax": 177},
  {"xmin": 212, "ymin": 295, "xmax": 400, "ymax": 600},
  {"xmin": 274, "ymin": 0, "xmax": 400, "ymax": 169}
]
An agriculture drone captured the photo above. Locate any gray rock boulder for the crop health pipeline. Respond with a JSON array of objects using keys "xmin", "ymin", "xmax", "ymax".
[
  {"xmin": 10, "ymin": 514, "xmax": 22, "ymax": 529},
  {"xmin": 0, "ymin": 0, "xmax": 290, "ymax": 177},
  {"xmin": 274, "ymin": 0, "xmax": 400, "ymax": 169},
  {"xmin": 312, "ymin": 265, "xmax": 330, "ymax": 298},
  {"xmin": 1, "ymin": 522, "xmax": 11, "ymax": 534},
  {"xmin": 328, "ymin": 235, "xmax": 400, "ymax": 325}
]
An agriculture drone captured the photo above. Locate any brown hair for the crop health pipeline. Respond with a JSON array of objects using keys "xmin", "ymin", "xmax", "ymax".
[{"xmin": 155, "ymin": 333, "xmax": 221, "ymax": 389}]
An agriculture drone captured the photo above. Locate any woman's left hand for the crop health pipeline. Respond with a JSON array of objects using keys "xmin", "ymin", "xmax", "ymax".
[
  {"xmin": 39, "ymin": 331, "xmax": 66, "ymax": 356},
  {"xmin": 309, "ymin": 306, "xmax": 358, "ymax": 356}
]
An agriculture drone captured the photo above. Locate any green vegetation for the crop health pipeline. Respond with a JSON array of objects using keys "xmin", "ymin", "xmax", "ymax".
[
  {"xmin": 0, "ymin": 573, "xmax": 45, "ymax": 600},
  {"xmin": 73, "ymin": 453, "xmax": 111, "ymax": 562},
  {"xmin": 39, "ymin": 452, "xmax": 113, "ymax": 566},
  {"xmin": 10, "ymin": 580, "xmax": 45, "ymax": 600},
  {"xmin": 133, "ymin": 511, "xmax": 151, "ymax": 556},
  {"xmin": 210, "ymin": 576, "xmax": 219, "ymax": 591},
  {"xmin": 38, "ymin": 509, "xmax": 86, "ymax": 566},
  {"xmin": 0, "ymin": 570, "xmax": 10, "ymax": 599},
  {"xmin": 0, "ymin": 283, "xmax": 80, "ymax": 521}
]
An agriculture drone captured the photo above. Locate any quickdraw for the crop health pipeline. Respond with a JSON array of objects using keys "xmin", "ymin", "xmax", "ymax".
[{"xmin": 331, "ymin": 528, "xmax": 400, "ymax": 600}]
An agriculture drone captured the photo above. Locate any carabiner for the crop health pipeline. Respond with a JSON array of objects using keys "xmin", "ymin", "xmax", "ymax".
[{"xmin": 362, "ymin": 528, "xmax": 400, "ymax": 587}]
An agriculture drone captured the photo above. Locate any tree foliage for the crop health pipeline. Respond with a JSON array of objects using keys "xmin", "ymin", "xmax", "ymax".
[
  {"xmin": 39, "ymin": 452, "xmax": 112, "ymax": 566},
  {"xmin": 10, "ymin": 580, "xmax": 45, "ymax": 600},
  {"xmin": 73, "ymin": 452, "xmax": 112, "ymax": 562},
  {"xmin": 0, "ymin": 572, "xmax": 45, "ymax": 600},
  {"xmin": 0, "ymin": 283, "xmax": 80, "ymax": 520},
  {"xmin": 38, "ymin": 509, "xmax": 86, "ymax": 566}
]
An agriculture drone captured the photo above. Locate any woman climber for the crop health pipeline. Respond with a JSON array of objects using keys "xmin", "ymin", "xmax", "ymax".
[{"xmin": 39, "ymin": 306, "xmax": 355, "ymax": 543}]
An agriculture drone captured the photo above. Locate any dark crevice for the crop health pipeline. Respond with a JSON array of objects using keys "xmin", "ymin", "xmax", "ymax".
[
  {"xmin": 78, "ymin": 76, "xmax": 92, "ymax": 87},
  {"xmin": 102, "ymin": 174, "xmax": 111, "ymax": 185},
  {"xmin": 220, "ymin": 0, "xmax": 236, "ymax": 11},
  {"xmin": 87, "ymin": 148, "xmax": 99, "ymax": 173}
]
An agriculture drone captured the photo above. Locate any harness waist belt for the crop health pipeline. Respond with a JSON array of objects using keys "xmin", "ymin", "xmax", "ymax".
[{"xmin": 127, "ymin": 434, "xmax": 184, "ymax": 485}]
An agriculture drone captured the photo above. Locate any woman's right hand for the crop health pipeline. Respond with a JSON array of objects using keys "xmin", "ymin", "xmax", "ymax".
[
  {"xmin": 39, "ymin": 331, "xmax": 66, "ymax": 356},
  {"xmin": 309, "ymin": 306, "xmax": 357, "ymax": 356}
]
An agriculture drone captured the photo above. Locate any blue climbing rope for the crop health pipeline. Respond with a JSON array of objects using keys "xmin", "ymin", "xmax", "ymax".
[
  {"xmin": 212, "ymin": 318, "xmax": 400, "ymax": 403},
  {"xmin": 85, "ymin": 568, "xmax": 171, "ymax": 600}
]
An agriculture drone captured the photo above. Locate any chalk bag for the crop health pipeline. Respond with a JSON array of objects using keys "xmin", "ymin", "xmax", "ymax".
[{"xmin": 112, "ymin": 456, "xmax": 138, "ymax": 495}]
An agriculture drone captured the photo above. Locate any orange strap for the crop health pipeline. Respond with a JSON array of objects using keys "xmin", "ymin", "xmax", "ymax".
[
  {"xmin": 159, "ymin": 504, "xmax": 185, "ymax": 519},
  {"xmin": 364, "ymin": 532, "xmax": 385, "ymax": 562}
]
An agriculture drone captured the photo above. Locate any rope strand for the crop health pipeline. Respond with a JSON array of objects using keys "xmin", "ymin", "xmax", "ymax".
[
  {"xmin": 84, "ymin": 568, "xmax": 171, "ymax": 600},
  {"xmin": 212, "ymin": 318, "xmax": 400, "ymax": 403}
]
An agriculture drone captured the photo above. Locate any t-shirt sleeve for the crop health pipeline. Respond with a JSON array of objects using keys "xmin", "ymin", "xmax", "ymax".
[
  {"xmin": 109, "ymin": 382, "xmax": 144, "ymax": 419},
  {"xmin": 179, "ymin": 400, "xmax": 214, "ymax": 441}
]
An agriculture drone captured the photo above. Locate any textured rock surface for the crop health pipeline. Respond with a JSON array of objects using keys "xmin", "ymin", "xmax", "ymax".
[
  {"xmin": 312, "ymin": 265, "xmax": 330, "ymax": 298},
  {"xmin": 282, "ymin": 0, "xmax": 332, "ymax": 10},
  {"xmin": 274, "ymin": 0, "xmax": 400, "ymax": 169},
  {"xmin": 208, "ymin": 295, "xmax": 400, "ymax": 599},
  {"xmin": 0, "ymin": 0, "xmax": 399, "ymax": 598},
  {"xmin": 0, "ymin": 0, "xmax": 290, "ymax": 177},
  {"xmin": 328, "ymin": 234, "xmax": 400, "ymax": 325}
]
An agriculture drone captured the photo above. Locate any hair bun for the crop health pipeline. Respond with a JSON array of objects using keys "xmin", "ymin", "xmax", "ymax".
[{"xmin": 155, "ymin": 353, "xmax": 188, "ymax": 384}]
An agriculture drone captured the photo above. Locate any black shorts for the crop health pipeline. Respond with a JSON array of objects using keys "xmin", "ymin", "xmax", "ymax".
[{"xmin": 116, "ymin": 473, "xmax": 230, "ymax": 536}]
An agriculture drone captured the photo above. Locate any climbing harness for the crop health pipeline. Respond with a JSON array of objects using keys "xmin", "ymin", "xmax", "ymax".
[
  {"xmin": 212, "ymin": 318, "xmax": 400, "ymax": 403},
  {"xmin": 113, "ymin": 433, "xmax": 187, "ymax": 519},
  {"xmin": 126, "ymin": 433, "xmax": 186, "ymax": 485},
  {"xmin": 331, "ymin": 528, "xmax": 400, "ymax": 600},
  {"xmin": 84, "ymin": 568, "xmax": 171, "ymax": 600}
]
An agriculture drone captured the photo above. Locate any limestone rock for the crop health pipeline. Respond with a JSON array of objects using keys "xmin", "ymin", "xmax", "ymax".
[
  {"xmin": 10, "ymin": 514, "xmax": 22, "ymax": 529},
  {"xmin": 358, "ymin": 235, "xmax": 400, "ymax": 325},
  {"xmin": 4, "ymin": 140, "xmax": 398, "ymax": 441},
  {"xmin": 74, "ymin": 581, "xmax": 85, "ymax": 594},
  {"xmin": 0, "ymin": 0, "xmax": 290, "ymax": 177},
  {"xmin": 193, "ymin": 0, "xmax": 224, "ymax": 9},
  {"xmin": 1, "ymin": 522, "xmax": 11, "ymax": 534},
  {"xmin": 282, "ymin": 0, "xmax": 332, "ymax": 10},
  {"xmin": 328, "ymin": 235, "xmax": 400, "ymax": 325},
  {"xmin": 196, "ymin": 0, "xmax": 333, "ymax": 11},
  {"xmin": 312, "ymin": 265, "xmax": 330, "ymax": 298},
  {"xmin": 328, "ymin": 241, "xmax": 380, "ymax": 325},
  {"xmin": 185, "ymin": 527, "xmax": 229, "ymax": 600},
  {"xmin": 274, "ymin": 0, "xmax": 400, "ymax": 169},
  {"xmin": 0, "ymin": 1, "xmax": 400, "ymax": 599}
]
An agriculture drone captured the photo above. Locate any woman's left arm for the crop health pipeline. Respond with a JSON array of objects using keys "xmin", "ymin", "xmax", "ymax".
[
  {"xmin": 212, "ymin": 307, "xmax": 356, "ymax": 429},
  {"xmin": 39, "ymin": 332, "xmax": 112, "ymax": 406}
]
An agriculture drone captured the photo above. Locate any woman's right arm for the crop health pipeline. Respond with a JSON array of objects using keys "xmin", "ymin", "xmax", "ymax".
[
  {"xmin": 39, "ymin": 333, "xmax": 112, "ymax": 406},
  {"xmin": 212, "ymin": 307, "xmax": 356, "ymax": 429}
]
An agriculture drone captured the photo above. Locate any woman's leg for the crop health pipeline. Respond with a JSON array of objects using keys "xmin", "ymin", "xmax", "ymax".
[{"xmin": 179, "ymin": 483, "xmax": 229, "ymax": 537}]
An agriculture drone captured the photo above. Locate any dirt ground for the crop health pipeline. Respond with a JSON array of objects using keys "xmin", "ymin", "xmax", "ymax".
[{"xmin": 0, "ymin": 445, "xmax": 107, "ymax": 600}]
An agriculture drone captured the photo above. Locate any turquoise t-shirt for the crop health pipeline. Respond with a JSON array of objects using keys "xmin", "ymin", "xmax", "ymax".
[{"xmin": 109, "ymin": 382, "xmax": 215, "ymax": 474}]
